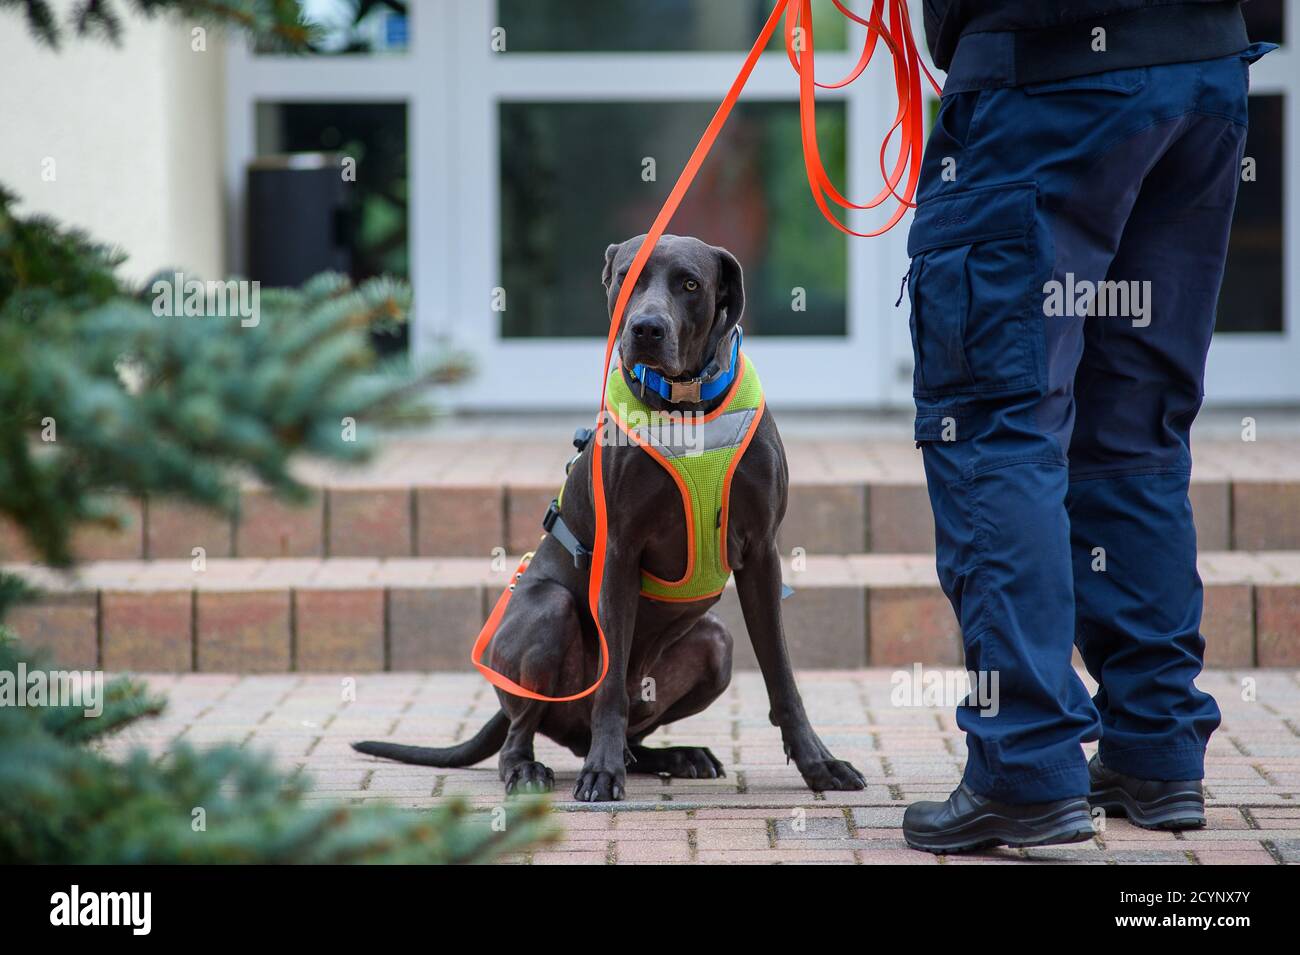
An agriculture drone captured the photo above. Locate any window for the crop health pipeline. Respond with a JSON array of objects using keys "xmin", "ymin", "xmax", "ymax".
[
  {"xmin": 255, "ymin": 101, "xmax": 410, "ymax": 353},
  {"xmin": 1216, "ymin": 94, "xmax": 1284, "ymax": 333},
  {"xmin": 497, "ymin": 0, "xmax": 847, "ymax": 53},
  {"xmin": 500, "ymin": 99, "xmax": 848, "ymax": 338}
]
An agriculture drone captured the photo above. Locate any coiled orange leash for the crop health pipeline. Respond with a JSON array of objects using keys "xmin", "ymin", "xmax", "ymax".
[{"xmin": 472, "ymin": 0, "xmax": 940, "ymax": 701}]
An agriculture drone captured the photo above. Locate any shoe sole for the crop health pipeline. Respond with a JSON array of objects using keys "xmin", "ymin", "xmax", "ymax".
[
  {"xmin": 1089, "ymin": 785, "xmax": 1206, "ymax": 831},
  {"xmin": 904, "ymin": 799, "xmax": 1096, "ymax": 854}
]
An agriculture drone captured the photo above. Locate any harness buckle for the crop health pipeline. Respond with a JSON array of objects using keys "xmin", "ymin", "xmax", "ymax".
[
  {"xmin": 542, "ymin": 499, "xmax": 590, "ymax": 569},
  {"xmin": 668, "ymin": 378, "xmax": 702, "ymax": 403},
  {"xmin": 566, "ymin": 427, "xmax": 595, "ymax": 475},
  {"xmin": 541, "ymin": 499, "xmax": 561, "ymax": 534}
]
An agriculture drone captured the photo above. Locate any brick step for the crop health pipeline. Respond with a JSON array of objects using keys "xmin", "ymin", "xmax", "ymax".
[
  {"xmin": 7, "ymin": 551, "xmax": 1298, "ymax": 673},
  {"xmin": 1, "ymin": 474, "xmax": 1297, "ymax": 562}
]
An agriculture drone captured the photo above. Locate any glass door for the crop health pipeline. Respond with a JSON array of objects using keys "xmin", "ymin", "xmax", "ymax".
[{"xmin": 443, "ymin": 0, "xmax": 907, "ymax": 409}]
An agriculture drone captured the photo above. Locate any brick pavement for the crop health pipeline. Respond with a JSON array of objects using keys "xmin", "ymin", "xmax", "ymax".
[{"xmin": 100, "ymin": 668, "xmax": 1300, "ymax": 865}]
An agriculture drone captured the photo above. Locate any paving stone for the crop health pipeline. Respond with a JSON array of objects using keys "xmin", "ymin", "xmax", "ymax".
[
  {"xmin": 72, "ymin": 497, "xmax": 146, "ymax": 561},
  {"xmin": 147, "ymin": 500, "xmax": 233, "ymax": 560},
  {"xmin": 101, "ymin": 589, "xmax": 193, "ymax": 672},
  {"xmin": 0, "ymin": 516, "xmax": 36, "ymax": 562},
  {"xmin": 779, "ymin": 483, "xmax": 867, "ymax": 555},
  {"xmin": 1197, "ymin": 849, "xmax": 1277, "ymax": 864},
  {"xmin": 236, "ymin": 488, "xmax": 324, "ymax": 558},
  {"xmin": 1233, "ymin": 481, "xmax": 1300, "ymax": 550},
  {"xmin": 506, "ymin": 486, "xmax": 554, "ymax": 555},
  {"xmin": 696, "ymin": 849, "xmax": 858, "ymax": 864},
  {"xmin": 868, "ymin": 484, "xmax": 935, "ymax": 553},
  {"xmin": 1189, "ymin": 482, "xmax": 1231, "ymax": 552},
  {"xmin": 532, "ymin": 851, "xmax": 608, "ymax": 865},
  {"xmin": 295, "ymin": 588, "xmax": 385, "ymax": 672},
  {"xmin": 773, "ymin": 816, "xmax": 850, "ymax": 840},
  {"xmin": 613, "ymin": 839, "xmax": 691, "ymax": 863},
  {"xmin": 415, "ymin": 485, "xmax": 505, "ymax": 558},
  {"xmin": 868, "ymin": 587, "xmax": 962, "ymax": 666},
  {"xmin": 1202, "ymin": 584, "xmax": 1255, "ymax": 667},
  {"xmin": 328, "ymin": 488, "xmax": 412, "ymax": 558},
  {"xmin": 1256, "ymin": 584, "xmax": 1300, "ymax": 666},
  {"xmin": 851, "ymin": 806, "xmax": 907, "ymax": 828},
  {"xmin": 698, "ymin": 827, "xmax": 771, "ymax": 850},
  {"xmin": 195, "ymin": 590, "xmax": 291, "ymax": 672},
  {"xmin": 387, "ymin": 585, "xmax": 484, "ymax": 671},
  {"xmin": 5, "ymin": 592, "xmax": 99, "ymax": 669}
]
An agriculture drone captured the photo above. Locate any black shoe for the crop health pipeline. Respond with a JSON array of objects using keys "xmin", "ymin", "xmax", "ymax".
[
  {"xmin": 1087, "ymin": 754, "xmax": 1206, "ymax": 830},
  {"xmin": 903, "ymin": 782, "xmax": 1096, "ymax": 854}
]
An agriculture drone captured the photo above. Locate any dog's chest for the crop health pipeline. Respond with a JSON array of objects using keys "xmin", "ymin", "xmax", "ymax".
[{"xmin": 616, "ymin": 444, "xmax": 750, "ymax": 587}]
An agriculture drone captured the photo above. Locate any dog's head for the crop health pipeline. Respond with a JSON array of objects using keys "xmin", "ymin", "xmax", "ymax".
[{"xmin": 602, "ymin": 235, "xmax": 744, "ymax": 382}]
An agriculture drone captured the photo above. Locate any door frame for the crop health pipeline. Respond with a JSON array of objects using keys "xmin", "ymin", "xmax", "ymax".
[{"xmin": 1203, "ymin": 22, "xmax": 1298, "ymax": 404}]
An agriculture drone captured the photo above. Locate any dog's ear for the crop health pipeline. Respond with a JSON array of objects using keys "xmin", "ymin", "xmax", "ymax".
[
  {"xmin": 601, "ymin": 243, "xmax": 621, "ymax": 291},
  {"xmin": 711, "ymin": 246, "xmax": 745, "ymax": 342}
]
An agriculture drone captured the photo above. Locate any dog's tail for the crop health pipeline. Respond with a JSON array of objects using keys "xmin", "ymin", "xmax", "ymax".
[{"xmin": 351, "ymin": 710, "xmax": 509, "ymax": 767}]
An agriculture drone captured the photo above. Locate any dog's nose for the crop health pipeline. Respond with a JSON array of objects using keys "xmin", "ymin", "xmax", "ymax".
[{"xmin": 629, "ymin": 315, "xmax": 668, "ymax": 342}]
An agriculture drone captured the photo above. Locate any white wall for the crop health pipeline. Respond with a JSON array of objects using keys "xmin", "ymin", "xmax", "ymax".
[{"xmin": 0, "ymin": 7, "xmax": 225, "ymax": 283}]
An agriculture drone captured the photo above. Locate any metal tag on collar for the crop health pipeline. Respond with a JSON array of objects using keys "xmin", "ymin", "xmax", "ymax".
[{"xmin": 669, "ymin": 378, "xmax": 702, "ymax": 403}]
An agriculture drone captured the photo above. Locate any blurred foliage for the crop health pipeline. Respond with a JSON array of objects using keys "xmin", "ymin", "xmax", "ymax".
[
  {"xmin": 283, "ymin": 0, "xmax": 407, "ymax": 55},
  {"xmin": 0, "ymin": 635, "xmax": 557, "ymax": 863},
  {"xmin": 3, "ymin": 0, "xmax": 318, "ymax": 50},
  {"xmin": 0, "ymin": 0, "xmax": 537, "ymax": 867},
  {"xmin": 0, "ymin": 184, "xmax": 452, "ymax": 568}
]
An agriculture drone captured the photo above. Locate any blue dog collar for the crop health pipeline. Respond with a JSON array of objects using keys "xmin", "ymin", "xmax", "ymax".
[{"xmin": 632, "ymin": 328, "xmax": 742, "ymax": 404}]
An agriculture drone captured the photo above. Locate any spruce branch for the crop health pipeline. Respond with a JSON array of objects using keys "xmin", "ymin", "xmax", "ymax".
[
  {"xmin": 0, "ymin": 189, "xmax": 463, "ymax": 569},
  {"xmin": 5, "ymin": 0, "xmax": 318, "ymax": 49},
  {"xmin": 0, "ymin": 640, "xmax": 559, "ymax": 863}
]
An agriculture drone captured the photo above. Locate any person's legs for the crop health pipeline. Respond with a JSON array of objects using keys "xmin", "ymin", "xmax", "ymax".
[
  {"xmin": 905, "ymin": 48, "xmax": 1259, "ymax": 812},
  {"xmin": 1067, "ymin": 58, "xmax": 1252, "ymax": 780}
]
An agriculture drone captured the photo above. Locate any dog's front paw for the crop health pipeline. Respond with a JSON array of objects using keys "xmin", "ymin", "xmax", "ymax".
[
  {"xmin": 798, "ymin": 758, "xmax": 866, "ymax": 792},
  {"xmin": 573, "ymin": 764, "xmax": 626, "ymax": 802},
  {"xmin": 505, "ymin": 761, "xmax": 555, "ymax": 795}
]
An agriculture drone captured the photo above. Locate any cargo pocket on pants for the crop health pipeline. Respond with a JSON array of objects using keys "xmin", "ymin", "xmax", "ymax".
[{"xmin": 906, "ymin": 182, "xmax": 1041, "ymax": 401}]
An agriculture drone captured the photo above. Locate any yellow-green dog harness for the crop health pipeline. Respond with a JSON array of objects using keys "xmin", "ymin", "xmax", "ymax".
[{"xmin": 601, "ymin": 350, "xmax": 765, "ymax": 601}]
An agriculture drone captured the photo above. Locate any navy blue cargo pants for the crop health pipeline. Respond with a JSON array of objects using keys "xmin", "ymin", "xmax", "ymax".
[{"xmin": 906, "ymin": 43, "xmax": 1273, "ymax": 803}]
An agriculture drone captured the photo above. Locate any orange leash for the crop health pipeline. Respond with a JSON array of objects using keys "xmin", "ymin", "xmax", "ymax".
[{"xmin": 472, "ymin": 0, "xmax": 938, "ymax": 701}]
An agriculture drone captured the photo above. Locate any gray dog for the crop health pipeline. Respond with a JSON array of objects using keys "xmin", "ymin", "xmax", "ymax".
[{"xmin": 354, "ymin": 234, "xmax": 865, "ymax": 801}]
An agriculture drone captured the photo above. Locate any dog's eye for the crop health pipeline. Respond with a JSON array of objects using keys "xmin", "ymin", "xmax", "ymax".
[{"xmin": 683, "ymin": 279, "xmax": 699, "ymax": 292}]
